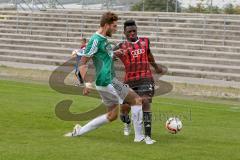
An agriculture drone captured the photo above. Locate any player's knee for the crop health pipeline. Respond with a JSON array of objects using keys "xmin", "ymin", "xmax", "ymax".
[
  {"xmin": 120, "ymin": 103, "xmax": 130, "ymax": 114},
  {"xmin": 135, "ymin": 97, "xmax": 142, "ymax": 105},
  {"xmin": 142, "ymin": 98, "xmax": 150, "ymax": 110},
  {"xmin": 108, "ymin": 114, "xmax": 118, "ymax": 121}
]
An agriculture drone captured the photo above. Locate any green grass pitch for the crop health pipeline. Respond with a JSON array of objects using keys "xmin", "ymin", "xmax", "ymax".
[{"xmin": 0, "ymin": 80, "xmax": 239, "ymax": 160}]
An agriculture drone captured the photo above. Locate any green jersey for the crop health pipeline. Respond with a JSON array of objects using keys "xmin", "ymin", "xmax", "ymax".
[{"xmin": 82, "ymin": 33, "xmax": 115, "ymax": 86}]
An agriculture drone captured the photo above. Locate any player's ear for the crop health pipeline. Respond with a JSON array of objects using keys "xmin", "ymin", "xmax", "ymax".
[{"xmin": 104, "ymin": 23, "xmax": 110, "ymax": 29}]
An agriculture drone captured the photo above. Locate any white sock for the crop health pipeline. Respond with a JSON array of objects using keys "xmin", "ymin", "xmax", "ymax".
[
  {"xmin": 77, "ymin": 114, "xmax": 109, "ymax": 136},
  {"xmin": 131, "ymin": 105, "xmax": 144, "ymax": 140}
]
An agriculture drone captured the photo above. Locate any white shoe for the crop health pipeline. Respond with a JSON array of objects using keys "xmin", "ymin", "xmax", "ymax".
[
  {"xmin": 123, "ymin": 123, "xmax": 131, "ymax": 136},
  {"xmin": 134, "ymin": 135, "xmax": 145, "ymax": 142},
  {"xmin": 64, "ymin": 124, "xmax": 81, "ymax": 137},
  {"xmin": 144, "ymin": 136, "xmax": 156, "ymax": 145}
]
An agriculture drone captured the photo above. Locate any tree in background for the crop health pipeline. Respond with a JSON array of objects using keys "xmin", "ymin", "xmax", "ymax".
[
  {"xmin": 224, "ymin": 3, "xmax": 240, "ymax": 14},
  {"xmin": 131, "ymin": 0, "xmax": 240, "ymax": 14},
  {"xmin": 183, "ymin": 0, "xmax": 221, "ymax": 14},
  {"xmin": 224, "ymin": 3, "xmax": 235, "ymax": 14},
  {"xmin": 183, "ymin": 0, "xmax": 240, "ymax": 14},
  {"xmin": 234, "ymin": 6, "xmax": 240, "ymax": 14},
  {"xmin": 131, "ymin": 0, "xmax": 181, "ymax": 12},
  {"xmin": 185, "ymin": 4, "xmax": 221, "ymax": 14}
]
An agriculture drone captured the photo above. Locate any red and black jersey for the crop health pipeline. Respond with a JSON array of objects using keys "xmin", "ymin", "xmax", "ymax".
[{"xmin": 116, "ymin": 37, "xmax": 154, "ymax": 85}]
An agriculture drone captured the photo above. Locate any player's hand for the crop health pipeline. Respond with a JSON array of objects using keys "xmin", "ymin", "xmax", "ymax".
[
  {"xmin": 155, "ymin": 65, "xmax": 168, "ymax": 75},
  {"xmin": 83, "ymin": 87, "xmax": 90, "ymax": 95},
  {"xmin": 114, "ymin": 49, "xmax": 124, "ymax": 56},
  {"xmin": 160, "ymin": 66, "xmax": 168, "ymax": 75},
  {"xmin": 82, "ymin": 82, "xmax": 93, "ymax": 95},
  {"xmin": 155, "ymin": 67, "xmax": 162, "ymax": 74},
  {"xmin": 71, "ymin": 49, "xmax": 79, "ymax": 57},
  {"xmin": 71, "ymin": 53, "xmax": 77, "ymax": 57}
]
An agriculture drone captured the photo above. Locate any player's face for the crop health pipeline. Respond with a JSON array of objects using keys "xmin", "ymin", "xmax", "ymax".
[
  {"xmin": 106, "ymin": 21, "xmax": 118, "ymax": 37},
  {"xmin": 80, "ymin": 40, "xmax": 86, "ymax": 46},
  {"xmin": 124, "ymin": 25, "xmax": 138, "ymax": 42}
]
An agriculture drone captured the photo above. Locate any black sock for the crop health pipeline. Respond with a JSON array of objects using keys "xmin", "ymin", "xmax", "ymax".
[
  {"xmin": 143, "ymin": 112, "xmax": 152, "ymax": 137},
  {"xmin": 120, "ymin": 114, "xmax": 131, "ymax": 124}
]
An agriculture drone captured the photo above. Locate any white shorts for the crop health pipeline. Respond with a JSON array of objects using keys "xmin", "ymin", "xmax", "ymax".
[{"xmin": 96, "ymin": 78, "xmax": 129, "ymax": 107}]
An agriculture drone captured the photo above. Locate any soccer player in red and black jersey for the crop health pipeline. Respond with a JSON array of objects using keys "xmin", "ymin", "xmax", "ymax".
[{"xmin": 115, "ymin": 20, "xmax": 166, "ymax": 144}]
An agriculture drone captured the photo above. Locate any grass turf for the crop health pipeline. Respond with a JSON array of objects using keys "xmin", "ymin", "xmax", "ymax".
[{"xmin": 0, "ymin": 80, "xmax": 239, "ymax": 160}]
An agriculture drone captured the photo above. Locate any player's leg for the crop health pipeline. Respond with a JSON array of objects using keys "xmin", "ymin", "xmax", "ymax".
[
  {"xmin": 76, "ymin": 56, "xmax": 84, "ymax": 84},
  {"xmin": 73, "ymin": 64, "xmax": 80, "ymax": 86},
  {"xmin": 142, "ymin": 97, "xmax": 154, "ymax": 140},
  {"xmin": 120, "ymin": 103, "xmax": 131, "ymax": 135},
  {"xmin": 119, "ymin": 89, "xmax": 154, "ymax": 139},
  {"xmin": 77, "ymin": 71, "xmax": 84, "ymax": 84},
  {"xmin": 128, "ymin": 83, "xmax": 156, "ymax": 144},
  {"xmin": 65, "ymin": 104, "xmax": 118, "ymax": 137},
  {"xmin": 120, "ymin": 103, "xmax": 131, "ymax": 119},
  {"xmin": 140, "ymin": 83, "xmax": 156, "ymax": 144},
  {"xmin": 124, "ymin": 89, "xmax": 145, "ymax": 142},
  {"xmin": 111, "ymin": 78, "xmax": 144, "ymax": 142},
  {"xmin": 65, "ymin": 84, "xmax": 121, "ymax": 137}
]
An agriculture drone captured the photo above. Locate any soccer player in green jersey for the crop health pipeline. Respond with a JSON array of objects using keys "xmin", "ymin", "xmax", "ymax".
[{"xmin": 65, "ymin": 12, "xmax": 154, "ymax": 144}]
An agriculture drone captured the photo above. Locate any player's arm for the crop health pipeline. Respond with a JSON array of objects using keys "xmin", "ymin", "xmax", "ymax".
[
  {"xmin": 79, "ymin": 38, "xmax": 98, "ymax": 95},
  {"xmin": 79, "ymin": 56, "xmax": 92, "ymax": 95},
  {"xmin": 113, "ymin": 42, "xmax": 124, "ymax": 58},
  {"xmin": 79, "ymin": 56, "xmax": 90, "ymax": 82},
  {"xmin": 112, "ymin": 44, "xmax": 119, "ymax": 61}
]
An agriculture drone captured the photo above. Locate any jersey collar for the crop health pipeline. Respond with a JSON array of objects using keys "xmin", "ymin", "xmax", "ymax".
[
  {"xmin": 126, "ymin": 37, "xmax": 139, "ymax": 44},
  {"xmin": 96, "ymin": 32, "xmax": 107, "ymax": 39}
]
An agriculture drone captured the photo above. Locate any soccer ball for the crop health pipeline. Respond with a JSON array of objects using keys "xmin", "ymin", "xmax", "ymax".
[{"xmin": 165, "ymin": 117, "xmax": 183, "ymax": 134}]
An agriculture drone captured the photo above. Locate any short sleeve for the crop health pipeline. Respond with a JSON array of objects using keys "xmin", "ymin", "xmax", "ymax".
[{"xmin": 81, "ymin": 38, "xmax": 99, "ymax": 57}]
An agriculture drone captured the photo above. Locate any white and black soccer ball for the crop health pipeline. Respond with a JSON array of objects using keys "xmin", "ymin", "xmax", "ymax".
[{"xmin": 165, "ymin": 117, "xmax": 183, "ymax": 134}]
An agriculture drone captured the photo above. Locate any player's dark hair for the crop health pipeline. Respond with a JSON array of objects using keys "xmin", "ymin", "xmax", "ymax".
[
  {"xmin": 100, "ymin": 12, "xmax": 118, "ymax": 27},
  {"xmin": 81, "ymin": 38, "xmax": 87, "ymax": 43},
  {"xmin": 124, "ymin": 20, "xmax": 136, "ymax": 31}
]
